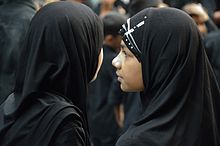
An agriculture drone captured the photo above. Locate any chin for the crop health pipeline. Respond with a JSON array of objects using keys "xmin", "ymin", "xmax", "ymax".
[
  {"xmin": 121, "ymin": 85, "xmax": 133, "ymax": 92},
  {"xmin": 121, "ymin": 84, "xmax": 144, "ymax": 92}
]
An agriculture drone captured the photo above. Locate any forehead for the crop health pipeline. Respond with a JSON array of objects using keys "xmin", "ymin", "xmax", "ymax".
[{"xmin": 121, "ymin": 40, "xmax": 126, "ymax": 46}]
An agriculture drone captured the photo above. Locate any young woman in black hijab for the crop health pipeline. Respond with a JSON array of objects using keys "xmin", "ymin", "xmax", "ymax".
[
  {"xmin": 112, "ymin": 7, "xmax": 220, "ymax": 146},
  {"xmin": 0, "ymin": 1, "xmax": 103, "ymax": 146}
]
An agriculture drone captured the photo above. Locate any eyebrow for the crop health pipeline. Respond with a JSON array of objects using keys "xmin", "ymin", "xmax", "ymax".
[{"xmin": 120, "ymin": 44, "xmax": 127, "ymax": 48}]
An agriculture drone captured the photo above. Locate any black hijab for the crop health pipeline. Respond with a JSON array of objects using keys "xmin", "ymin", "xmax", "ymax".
[
  {"xmin": 0, "ymin": 1, "xmax": 103, "ymax": 145},
  {"xmin": 118, "ymin": 7, "xmax": 220, "ymax": 146}
]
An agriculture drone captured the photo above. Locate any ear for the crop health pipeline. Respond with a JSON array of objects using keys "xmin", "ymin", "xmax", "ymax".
[{"xmin": 104, "ymin": 34, "xmax": 114, "ymax": 44}]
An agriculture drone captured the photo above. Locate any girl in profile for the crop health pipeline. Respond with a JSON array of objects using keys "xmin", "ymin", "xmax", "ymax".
[{"xmin": 113, "ymin": 7, "xmax": 220, "ymax": 146}]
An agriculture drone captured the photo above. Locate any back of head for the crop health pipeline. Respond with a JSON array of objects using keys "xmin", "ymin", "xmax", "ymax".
[
  {"xmin": 102, "ymin": 11, "xmax": 127, "ymax": 37},
  {"xmin": 14, "ymin": 1, "xmax": 103, "ymax": 114}
]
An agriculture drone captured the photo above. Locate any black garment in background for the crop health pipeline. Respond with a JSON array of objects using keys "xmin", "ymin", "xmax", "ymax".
[
  {"xmin": 200, "ymin": 0, "xmax": 220, "ymax": 16},
  {"xmin": 205, "ymin": 19, "xmax": 218, "ymax": 33},
  {"xmin": 122, "ymin": 92, "xmax": 142, "ymax": 132},
  {"xmin": 163, "ymin": 0, "xmax": 197, "ymax": 8},
  {"xmin": 87, "ymin": 44, "xmax": 122, "ymax": 146},
  {"xmin": 204, "ymin": 31, "xmax": 220, "ymax": 86},
  {"xmin": 117, "ymin": 7, "xmax": 220, "ymax": 146},
  {"xmin": 0, "ymin": 0, "xmax": 5, "ymax": 5},
  {"xmin": 0, "ymin": 1, "xmax": 103, "ymax": 146},
  {"xmin": 0, "ymin": 0, "xmax": 36, "ymax": 104},
  {"xmin": 200, "ymin": 0, "xmax": 220, "ymax": 27},
  {"xmin": 108, "ymin": 79, "xmax": 142, "ymax": 133}
]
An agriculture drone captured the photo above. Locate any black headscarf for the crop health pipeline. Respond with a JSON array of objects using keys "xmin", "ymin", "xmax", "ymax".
[
  {"xmin": 118, "ymin": 7, "xmax": 220, "ymax": 146},
  {"xmin": 0, "ymin": 1, "xmax": 103, "ymax": 145}
]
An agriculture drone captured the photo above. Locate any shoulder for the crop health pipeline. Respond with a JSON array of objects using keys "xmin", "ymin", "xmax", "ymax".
[{"xmin": 49, "ymin": 115, "xmax": 88, "ymax": 146}]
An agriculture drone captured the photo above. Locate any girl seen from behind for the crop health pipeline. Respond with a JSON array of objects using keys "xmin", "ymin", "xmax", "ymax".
[{"xmin": 0, "ymin": 1, "xmax": 103, "ymax": 146}]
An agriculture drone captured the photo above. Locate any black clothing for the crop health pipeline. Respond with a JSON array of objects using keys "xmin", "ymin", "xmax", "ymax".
[
  {"xmin": 0, "ymin": 0, "xmax": 36, "ymax": 104},
  {"xmin": 87, "ymin": 45, "xmax": 122, "ymax": 146},
  {"xmin": 0, "ymin": 0, "xmax": 5, "ymax": 5},
  {"xmin": 205, "ymin": 19, "xmax": 218, "ymax": 33},
  {"xmin": 118, "ymin": 7, "xmax": 220, "ymax": 146},
  {"xmin": 122, "ymin": 92, "xmax": 141, "ymax": 132},
  {"xmin": 201, "ymin": 0, "xmax": 220, "ymax": 16},
  {"xmin": 204, "ymin": 31, "xmax": 220, "ymax": 86},
  {"xmin": 164, "ymin": 0, "xmax": 196, "ymax": 8},
  {"xmin": 0, "ymin": 1, "xmax": 103, "ymax": 146},
  {"xmin": 108, "ymin": 79, "xmax": 142, "ymax": 133}
]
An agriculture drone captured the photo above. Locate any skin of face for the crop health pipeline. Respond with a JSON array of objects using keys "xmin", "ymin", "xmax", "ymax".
[
  {"xmin": 112, "ymin": 41, "xmax": 144, "ymax": 92},
  {"xmin": 91, "ymin": 48, "xmax": 104, "ymax": 82}
]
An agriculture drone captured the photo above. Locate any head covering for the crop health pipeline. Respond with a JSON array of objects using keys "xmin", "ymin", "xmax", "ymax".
[
  {"xmin": 118, "ymin": 7, "xmax": 220, "ymax": 146},
  {"xmin": 16, "ymin": 0, "xmax": 103, "ymax": 114},
  {"xmin": 0, "ymin": 1, "xmax": 103, "ymax": 145}
]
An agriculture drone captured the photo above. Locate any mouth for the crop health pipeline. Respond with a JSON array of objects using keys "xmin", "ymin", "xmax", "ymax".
[
  {"xmin": 116, "ymin": 72, "xmax": 123, "ymax": 82},
  {"xmin": 117, "ymin": 76, "xmax": 123, "ymax": 82}
]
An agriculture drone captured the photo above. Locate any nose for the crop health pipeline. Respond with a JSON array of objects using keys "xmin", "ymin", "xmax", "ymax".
[{"xmin": 112, "ymin": 54, "xmax": 121, "ymax": 69}]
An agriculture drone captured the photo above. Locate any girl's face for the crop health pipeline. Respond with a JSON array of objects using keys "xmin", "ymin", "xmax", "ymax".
[{"xmin": 112, "ymin": 41, "xmax": 144, "ymax": 92}]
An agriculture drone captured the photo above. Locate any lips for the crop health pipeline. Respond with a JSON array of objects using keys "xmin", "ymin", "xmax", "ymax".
[{"xmin": 116, "ymin": 71, "xmax": 123, "ymax": 82}]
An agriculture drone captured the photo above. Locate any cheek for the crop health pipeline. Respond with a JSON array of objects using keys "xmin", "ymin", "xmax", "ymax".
[{"xmin": 121, "ymin": 63, "xmax": 144, "ymax": 92}]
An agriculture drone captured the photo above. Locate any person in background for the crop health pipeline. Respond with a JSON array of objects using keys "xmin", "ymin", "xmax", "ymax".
[
  {"xmin": 94, "ymin": 0, "xmax": 118, "ymax": 17},
  {"xmin": 199, "ymin": 0, "xmax": 220, "ymax": 28},
  {"xmin": 182, "ymin": 2, "xmax": 218, "ymax": 37},
  {"xmin": 0, "ymin": 0, "xmax": 37, "ymax": 104},
  {"xmin": 112, "ymin": 7, "xmax": 220, "ymax": 146},
  {"xmin": 0, "ymin": 1, "xmax": 103, "ymax": 146},
  {"xmin": 87, "ymin": 11, "xmax": 126, "ymax": 146},
  {"xmin": 128, "ymin": 0, "xmax": 167, "ymax": 16}
]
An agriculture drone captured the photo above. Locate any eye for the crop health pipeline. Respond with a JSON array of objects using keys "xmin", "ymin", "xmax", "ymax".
[{"xmin": 122, "ymin": 50, "xmax": 128, "ymax": 57}]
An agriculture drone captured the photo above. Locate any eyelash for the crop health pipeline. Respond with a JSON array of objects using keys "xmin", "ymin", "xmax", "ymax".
[{"xmin": 122, "ymin": 50, "xmax": 128, "ymax": 57}]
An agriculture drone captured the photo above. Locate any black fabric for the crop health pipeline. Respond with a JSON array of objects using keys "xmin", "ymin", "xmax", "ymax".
[
  {"xmin": 87, "ymin": 44, "xmax": 122, "ymax": 146},
  {"xmin": 200, "ymin": 0, "xmax": 220, "ymax": 15},
  {"xmin": 205, "ymin": 19, "xmax": 218, "ymax": 33},
  {"xmin": 204, "ymin": 31, "xmax": 220, "ymax": 87},
  {"xmin": 117, "ymin": 7, "xmax": 220, "ymax": 146},
  {"xmin": 122, "ymin": 92, "xmax": 142, "ymax": 132},
  {"xmin": 0, "ymin": 0, "xmax": 36, "ymax": 105},
  {"xmin": 0, "ymin": 0, "xmax": 5, "ymax": 5},
  {"xmin": 49, "ymin": 112, "xmax": 87, "ymax": 146},
  {"xmin": 0, "ymin": 1, "xmax": 103, "ymax": 146},
  {"xmin": 163, "ymin": 0, "xmax": 196, "ymax": 8},
  {"xmin": 108, "ymin": 79, "xmax": 142, "ymax": 133}
]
